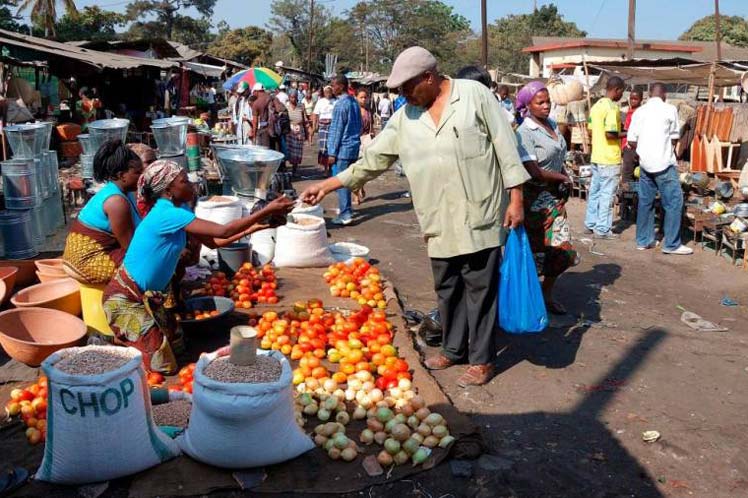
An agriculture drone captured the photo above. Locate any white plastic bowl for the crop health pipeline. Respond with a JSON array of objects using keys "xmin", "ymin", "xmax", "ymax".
[{"xmin": 329, "ymin": 242, "xmax": 370, "ymax": 263}]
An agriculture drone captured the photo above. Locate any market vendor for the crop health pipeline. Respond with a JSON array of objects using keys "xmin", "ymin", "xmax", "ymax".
[
  {"xmin": 103, "ymin": 159, "xmax": 294, "ymax": 374},
  {"xmin": 62, "ymin": 140, "xmax": 144, "ymax": 285}
]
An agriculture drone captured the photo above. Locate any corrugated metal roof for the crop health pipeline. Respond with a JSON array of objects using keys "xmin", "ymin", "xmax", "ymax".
[{"xmin": 0, "ymin": 28, "xmax": 178, "ymax": 70}]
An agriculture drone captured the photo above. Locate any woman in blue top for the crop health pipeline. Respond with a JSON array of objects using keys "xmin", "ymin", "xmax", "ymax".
[
  {"xmin": 515, "ymin": 81, "xmax": 579, "ymax": 315},
  {"xmin": 103, "ymin": 159, "xmax": 293, "ymax": 373},
  {"xmin": 62, "ymin": 140, "xmax": 144, "ymax": 284}
]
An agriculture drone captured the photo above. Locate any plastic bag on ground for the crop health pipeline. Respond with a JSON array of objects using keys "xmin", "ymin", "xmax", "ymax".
[
  {"xmin": 177, "ymin": 349, "xmax": 314, "ymax": 468},
  {"xmin": 36, "ymin": 346, "xmax": 180, "ymax": 484},
  {"xmin": 498, "ymin": 227, "xmax": 548, "ymax": 334}
]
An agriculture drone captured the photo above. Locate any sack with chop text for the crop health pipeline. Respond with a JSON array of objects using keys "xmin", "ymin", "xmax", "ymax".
[
  {"xmin": 177, "ymin": 349, "xmax": 314, "ymax": 468},
  {"xmin": 36, "ymin": 346, "xmax": 180, "ymax": 484},
  {"xmin": 273, "ymin": 213, "xmax": 334, "ymax": 267}
]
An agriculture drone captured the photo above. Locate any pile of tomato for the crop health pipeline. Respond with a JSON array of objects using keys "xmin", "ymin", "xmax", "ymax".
[
  {"xmin": 202, "ymin": 264, "xmax": 279, "ymax": 307},
  {"xmin": 169, "ymin": 363, "xmax": 196, "ymax": 394},
  {"xmin": 250, "ymin": 298, "xmax": 411, "ymax": 392},
  {"xmin": 5, "ymin": 376, "xmax": 48, "ymax": 445},
  {"xmin": 323, "ymin": 258, "xmax": 386, "ymax": 309}
]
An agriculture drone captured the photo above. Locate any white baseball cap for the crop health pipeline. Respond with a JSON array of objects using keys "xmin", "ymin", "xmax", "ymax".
[{"xmin": 252, "ymin": 83, "xmax": 265, "ymax": 92}]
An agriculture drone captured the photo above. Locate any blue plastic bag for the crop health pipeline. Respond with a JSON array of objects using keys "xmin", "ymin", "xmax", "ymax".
[{"xmin": 498, "ymin": 227, "xmax": 548, "ymax": 333}]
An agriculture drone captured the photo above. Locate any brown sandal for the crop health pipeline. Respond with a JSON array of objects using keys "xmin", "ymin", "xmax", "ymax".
[{"xmin": 457, "ymin": 364, "xmax": 495, "ymax": 387}]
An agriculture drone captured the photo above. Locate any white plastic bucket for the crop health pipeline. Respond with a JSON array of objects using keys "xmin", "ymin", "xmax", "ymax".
[{"xmin": 250, "ymin": 228, "xmax": 276, "ymax": 265}]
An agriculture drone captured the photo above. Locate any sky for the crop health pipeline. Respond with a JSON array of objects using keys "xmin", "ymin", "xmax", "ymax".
[{"xmin": 70, "ymin": 0, "xmax": 746, "ymax": 41}]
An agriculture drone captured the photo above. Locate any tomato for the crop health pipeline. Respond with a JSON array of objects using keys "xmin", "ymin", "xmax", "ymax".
[
  {"xmin": 147, "ymin": 372, "xmax": 165, "ymax": 385},
  {"xmin": 375, "ymin": 376, "xmax": 388, "ymax": 390},
  {"xmin": 394, "ymin": 359, "xmax": 409, "ymax": 373},
  {"xmin": 182, "ymin": 381, "xmax": 193, "ymax": 394},
  {"xmin": 19, "ymin": 390, "xmax": 35, "ymax": 402}
]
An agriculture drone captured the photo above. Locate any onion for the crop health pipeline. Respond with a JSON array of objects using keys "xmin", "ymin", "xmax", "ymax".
[
  {"xmin": 394, "ymin": 413, "xmax": 407, "ymax": 424},
  {"xmin": 424, "ymin": 413, "xmax": 444, "ymax": 427},
  {"xmin": 362, "ymin": 381, "xmax": 375, "ymax": 392},
  {"xmin": 398, "ymin": 378, "xmax": 412, "ymax": 391},
  {"xmin": 324, "ymin": 438, "xmax": 335, "ymax": 452},
  {"xmin": 410, "ymin": 395, "xmax": 426, "ymax": 411},
  {"xmin": 415, "ymin": 407, "xmax": 431, "ymax": 420},
  {"xmin": 402, "ymin": 437, "xmax": 420, "ymax": 455},
  {"xmin": 296, "ymin": 383, "xmax": 307, "ymax": 394},
  {"xmin": 359, "ymin": 429, "xmax": 375, "ymax": 445},
  {"xmin": 358, "ymin": 395, "xmax": 372, "ymax": 409},
  {"xmin": 355, "ymin": 370, "xmax": 373, "ymax": 382},
  {"xmin": 317, "ymin": 408, "xmax": 331, "ymax": 421},
  {"xmin": 377, "ymin": 450, "xmax": 393, "ymax": 466},
  {"xmin": 333, "ymin": 433, "xmax": 349, "ymax": 449},
  {"xmin": 412, "ymin": 447, "xmax": 431, "ymax": 465},
  {"xmin": 422, "ymin": 435, "xmax": 439, "ymax": 448},
  {"xmin": 399, "ymin": 403, "xmax": 414, "ymax": 417},
  {"xmin": 314, "ymin": 434, "xmax": 327, "ymax": 447},
  {"xmin": 341, "ymin": 447, "xmax": 357, "ymax": 462},
  {"xmin": 322, "ymin": 422, "xmax": 339, "ymax": 437},
  {"xmin": 335, "ymin": 411, "xmax": 350, "ymax": 425},
  {"xmin": 336, "ymin": 402, "xmax": 346, "ymax": 413},
  {"xmin": 417, "ymin": 423, "xmax": 431, "ymax": 437},
  {"xmin": 389, "ymin": 387, "xmax": 402, "ymax": 398},
  {"xmin": 348, "ymin": 378, "xmax": 363, "ymax": 391},
  {"xmin": 305, "ymin": 378, "xmax": 320, "ymax": 390},
  {"xmin": 367, "ymin": 418, "xmax": 384, "ymax": 432},
  {"xmin": 438, "ymin": 435, "xmax": 456, "ymax": 448},
  {"xmin": 403, "ymin": 390, "xmax": 415, "ymax": 400},
  {"xmin": 335, "ymin": 422, "xmax": 346, "ymax": 434},
  {"xmin": 332, "ymin": 388, "xmax": 346, "ymax": 400},
  {"xmin": 376, "ymin": 407, "xmax": 394, "ymax": 423},
  {"xmin": 367, "ymin": 407, "xmax": 378, "ymax": 419},
  {"xmin": 314, "ymin": 424, "xmax": 325, "ymax": 435},
  {"xmin": 384, "ymin": 438, "xmax": 401, "ymax": 455},
  {"xmin": 384, "ymin": 396, "xmax": 397, "ymax": 408},
  {"xmin": 411, "ymin": 433, "xmax": 424, "ymax": 444},
  {"xmin": 299, "ymin": 393, "xmax": 313, "ymax": 406},
  {"xmin": 375, "ymin": 400, "xmax": 389, "ymax": 409},
  {"xmin": 393, "ymin": 450, "xmax": 409, "ymax": 465},
  {"xmin": 344, "ymin": 388, "xmax": 356, "ymax": 401},
  {"xmin": 323, "ymin": 379, "xmax": 338, "ymax": 393},
  {"xmin": 370, "ymin": 389, "xmax": 384, "ymax": 402},
  {"xmin": 352, "ymin": 405, "xmax": 367, "ymax": 420},
  {"xmin": 328, "ymin": 447, "xmax": 341, "ymax": 460},
  {"xmin": 374, "ymin": 431, "xmax": 387, "ymax": 445},
  {"xmin": 384, "ymin": 418, "xmax": 399, "ymax": 433},
  {"xmin": 303, "ymin": 402, "xmax": 319, "ymax": 415},
  {"xmin": 391, "ymin": 423, "xmax": 411, "ymax": 441},
  {"xmin": 432, "ymin": 425, "xmax": 448, "ymax": 439},
  {"xmin": 407, "ymin": 415, "xmax": 420, "ymax": 430},
  {"xmin": 323, "ymin": 396, "xmax": 339, "ymax": 411}
]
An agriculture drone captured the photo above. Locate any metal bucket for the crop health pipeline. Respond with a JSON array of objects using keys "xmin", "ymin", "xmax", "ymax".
[
  {"xmin": 88, "ymin": 118, "xmax": 130, "ymax": 152},
  {"xmin": 2, "ymin": 159, "xmax": 40, "ymax": 209},
  {"xmin": 34, "ymin": 157, "xmax": 50, "ymax": 199},
  {"xmin": 35, "ymin": 121, "xmax": 54, "ymax": 151},
  {"xmin": 43, "ymin": 152, "xmax": 60, "ymax": 195},
  {"xmin": 29, "ymin": 206, "xmax": 45, "ymax": 249},
  {"xmin": 77, "ymin": 134, "xmax": 96, "ymax": 156},
  {"xmin": 157, "ymin": 154, "xmax": 187, "ymax": 170},
  {"xmin": 0, "ymin": 210, "xmax": 38, "ymax": 259},
  {"xmin": 151, "ymin": 117, "xmax": 189, "ymax": 156},
  {"xmin": 4, "ymin": 123, "xmax": 47, "ymax": 158},
  {"xmin": 80, "ymin": 154, "xmax": 95, "ymax": 179}
]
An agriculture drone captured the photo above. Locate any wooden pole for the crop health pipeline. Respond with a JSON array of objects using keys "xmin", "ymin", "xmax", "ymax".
[
  {"xmin": 627, "ymin": 0, "xmax": 636, "ymax": 60},
  {"xmin": 581, "ymin": 53, "xmax": 593, "ymax": 154},
  {"xmin": 706, "ymin": 0, "xmax": 721, "ymax": 105},
  {"xmin": 307, "ymin": 0, "xmax": 314, "ymax": 72},
  {"xmin": 481, "ymin": 0, "xmax": 488, "ymax": 69}
]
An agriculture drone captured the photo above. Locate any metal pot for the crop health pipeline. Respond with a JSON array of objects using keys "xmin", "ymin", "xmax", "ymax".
[{"xmin": 715, "ymin": 181, "xmax": 734, "ymax": 200}]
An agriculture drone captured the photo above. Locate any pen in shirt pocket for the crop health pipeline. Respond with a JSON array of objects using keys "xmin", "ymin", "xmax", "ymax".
[{"xmin": 453, "ymin": 126, "xmax": 459, "ymax": 138}]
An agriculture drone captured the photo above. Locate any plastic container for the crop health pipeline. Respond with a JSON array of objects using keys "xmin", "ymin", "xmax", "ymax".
[
  {"xmin": 79, "ymin": 282, "xmax": 113, "ymax": 337},
  {"xmin": 329, "ymin": 242, "xmax": 371, "ymax": 263},
  {"xmin": 88, "ymin": 118, "xmax": 130, "ymax": 152},
  {"xmin": 2, "ymin": 159, "xmax": 40, "ymax": 209},
  {"xmin": 0, "ymin": 210, "xmax": 37, "ymax": 259},
  {"xmin": 218, "ymin": 243, "xmax": 251, "ymax": 276},
  {"xmin": 151, "ymin": 117, "xmax": 189, "ymax": 156},
  {"xmin": 5, "ymin": 123, "xmax": 47, "ymax": 158}
]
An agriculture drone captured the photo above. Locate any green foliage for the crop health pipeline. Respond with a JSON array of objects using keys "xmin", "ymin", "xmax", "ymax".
[
  {"xmin": 16, "ymin": 0, "xmax": 77, "ymax": 36},
  {"xmin": 679, "ymin": 14, "xmax": 748, "ymax": 48},
  {"xmin": 124, "ymin": 0, "xmax": 216, "ymax": 45},
  {"xmin": 268, "ymin": 0, "xmax": 333, "ymax": 72},
  {"xmin": 208, "ymin": 26, "xmax": 273, "ymax": 66},
  {"xmin": 0, "ymin": 0, "xmax": 26, "ymax": 33},
  {"xmin": 55, "ymin": 6, "xmax": 126, "ymax": 42}
]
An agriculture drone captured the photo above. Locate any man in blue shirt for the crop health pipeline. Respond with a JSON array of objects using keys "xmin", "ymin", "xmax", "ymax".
[
  {"xmin": 326, "ymin": 74, "xmax": 362, "ymax": 225},
  {"xmin": 393, "ymin": 90, "xmax": 407, "ymax": 112}
]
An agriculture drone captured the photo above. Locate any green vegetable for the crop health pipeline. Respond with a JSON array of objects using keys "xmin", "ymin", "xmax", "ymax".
[{"xmin": 384, "ymin": 438, "xmax": 401, "ymax": 455}]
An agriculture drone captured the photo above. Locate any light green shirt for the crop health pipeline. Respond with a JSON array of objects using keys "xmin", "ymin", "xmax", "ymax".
[{"xmin": 337, "ymin": 78, "xmax": 530, "ymax": 258}]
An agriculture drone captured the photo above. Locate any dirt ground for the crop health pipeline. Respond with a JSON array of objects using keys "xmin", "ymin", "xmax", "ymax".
[
  {"xmin": 2, "ymin": 146, "xmax": 747, "ymax": 498},
  {"xmin": 296, "ymin": 154, "xmax": 748, "ymax": 498}
]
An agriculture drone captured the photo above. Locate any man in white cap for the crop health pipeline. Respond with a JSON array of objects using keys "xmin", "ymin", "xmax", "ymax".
[
  {"xmin": 301, "ymin": 46, "xmax": 530, "ymax": 387},
  {"xmin": 276, "ymin": 84, "xmax": 289, "ymax": 105}
]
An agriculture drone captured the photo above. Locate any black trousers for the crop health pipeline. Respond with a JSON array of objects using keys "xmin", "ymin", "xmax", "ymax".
[{"xmin": 430, "ymin": 246, "xmax": 500, "ymax": 365}]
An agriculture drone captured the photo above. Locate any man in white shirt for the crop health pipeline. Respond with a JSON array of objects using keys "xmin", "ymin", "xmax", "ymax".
[
  {"xmin": 276, "ymin": 84, "xmax": 289, "ymax": 105},
  {"xmin": 378, "ymin": 93, "xmax": 392, "ymax": 127},
  {"xmin": 627, "ymin": 82, "xmax": 691, "ymax": 255}
]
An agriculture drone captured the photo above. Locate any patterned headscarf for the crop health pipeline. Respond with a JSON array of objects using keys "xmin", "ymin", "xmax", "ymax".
[
  {"xmin": 136, "ymin": 159, "xmax": 184, "ymax": 216},
  {"xmin": 516, "ymin": 81, "xmax": 547, "ymax": 118}
]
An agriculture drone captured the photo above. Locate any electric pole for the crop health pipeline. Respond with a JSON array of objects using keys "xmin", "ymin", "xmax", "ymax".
[
  {"xmin": 627, "ymin": 0, "xmax": 636, "ymax": 60},
  {"xmin": 481, "ymin": 0, "xmax": 488, "ymax": 69},
  {"xmin": 714, "ymin": 0, "xmax": 722, "ymax": 60},
  {"xmin": 307, "ymin": 0, "xmax": 314, "ymax": 72}
]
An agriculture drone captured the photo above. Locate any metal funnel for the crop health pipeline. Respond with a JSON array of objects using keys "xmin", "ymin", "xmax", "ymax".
[{"xmin": 214, "ymin": 145, "xmax": 284, "ymax": 198}]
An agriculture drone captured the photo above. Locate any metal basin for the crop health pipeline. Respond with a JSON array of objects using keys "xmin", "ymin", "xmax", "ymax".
[
  {"xmin": 214, "ymin": 146, "xmax": 284, "ymax": 197},
  {"xmin": 88, "ymin": 118, "xmax": 130, "ymax": 153}
]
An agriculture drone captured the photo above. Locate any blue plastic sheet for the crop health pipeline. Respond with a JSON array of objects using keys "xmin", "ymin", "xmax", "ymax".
[{"xmin": 498, "ymin": 227, "xmax": 548, "ymax": 334}]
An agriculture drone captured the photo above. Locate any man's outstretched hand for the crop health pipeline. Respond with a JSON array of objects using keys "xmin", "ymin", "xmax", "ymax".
[{"xmin": 299, "ymin": 184, "xmax": 327, "ymax": 205}]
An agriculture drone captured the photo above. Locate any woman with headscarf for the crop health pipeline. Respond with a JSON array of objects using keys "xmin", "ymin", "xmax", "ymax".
[
  {"xmin": 76, "ymin": 87, "xmax": 102, "ymax": 131},
  {"xmin": 103, "ymin": 160, "xmax": 294, "ymax": 373},
  {"xmin": 285, "ymin": 90, "xmax": 307, "ymax": 175},
  {"xmin": 63, "ymin": 140, "xmax": 144, "ymax": 285},
  {"xmin": 515, "ymin": 81, "xmax": 579, "ymax": 315}
]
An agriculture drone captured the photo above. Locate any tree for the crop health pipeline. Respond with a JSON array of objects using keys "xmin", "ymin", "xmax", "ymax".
[
  {"xmin": 55, "ymin": 6, "xmax": 127, "ymax": 42},
  {"xmin": 16, "ymin": 0, "xmax": 77, "ymax": 36},
  {"xmin": 208, "ymin": 26, "xmax": 273, "ymax": 66},
  {"xmin": 680, "ymin": 14, "xmax": 748, "ymax": 48},
  {"xmin": 0, "ymin": 0, "xmax": 26, "ymax": 33},
  {"xmin": 125, "ymin": 0, "xmax": 216, "ymax": 42},
  {"xmin": 347, "ymin": 0, "xmax": 470, "ymax": 73},
  {"xmin": 268, "ymin": 0, "xmax": 334, "ymax": 72},
  {"xmin": 458, "ymin": 4, "xmax": 586, "ymax": 75}
]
